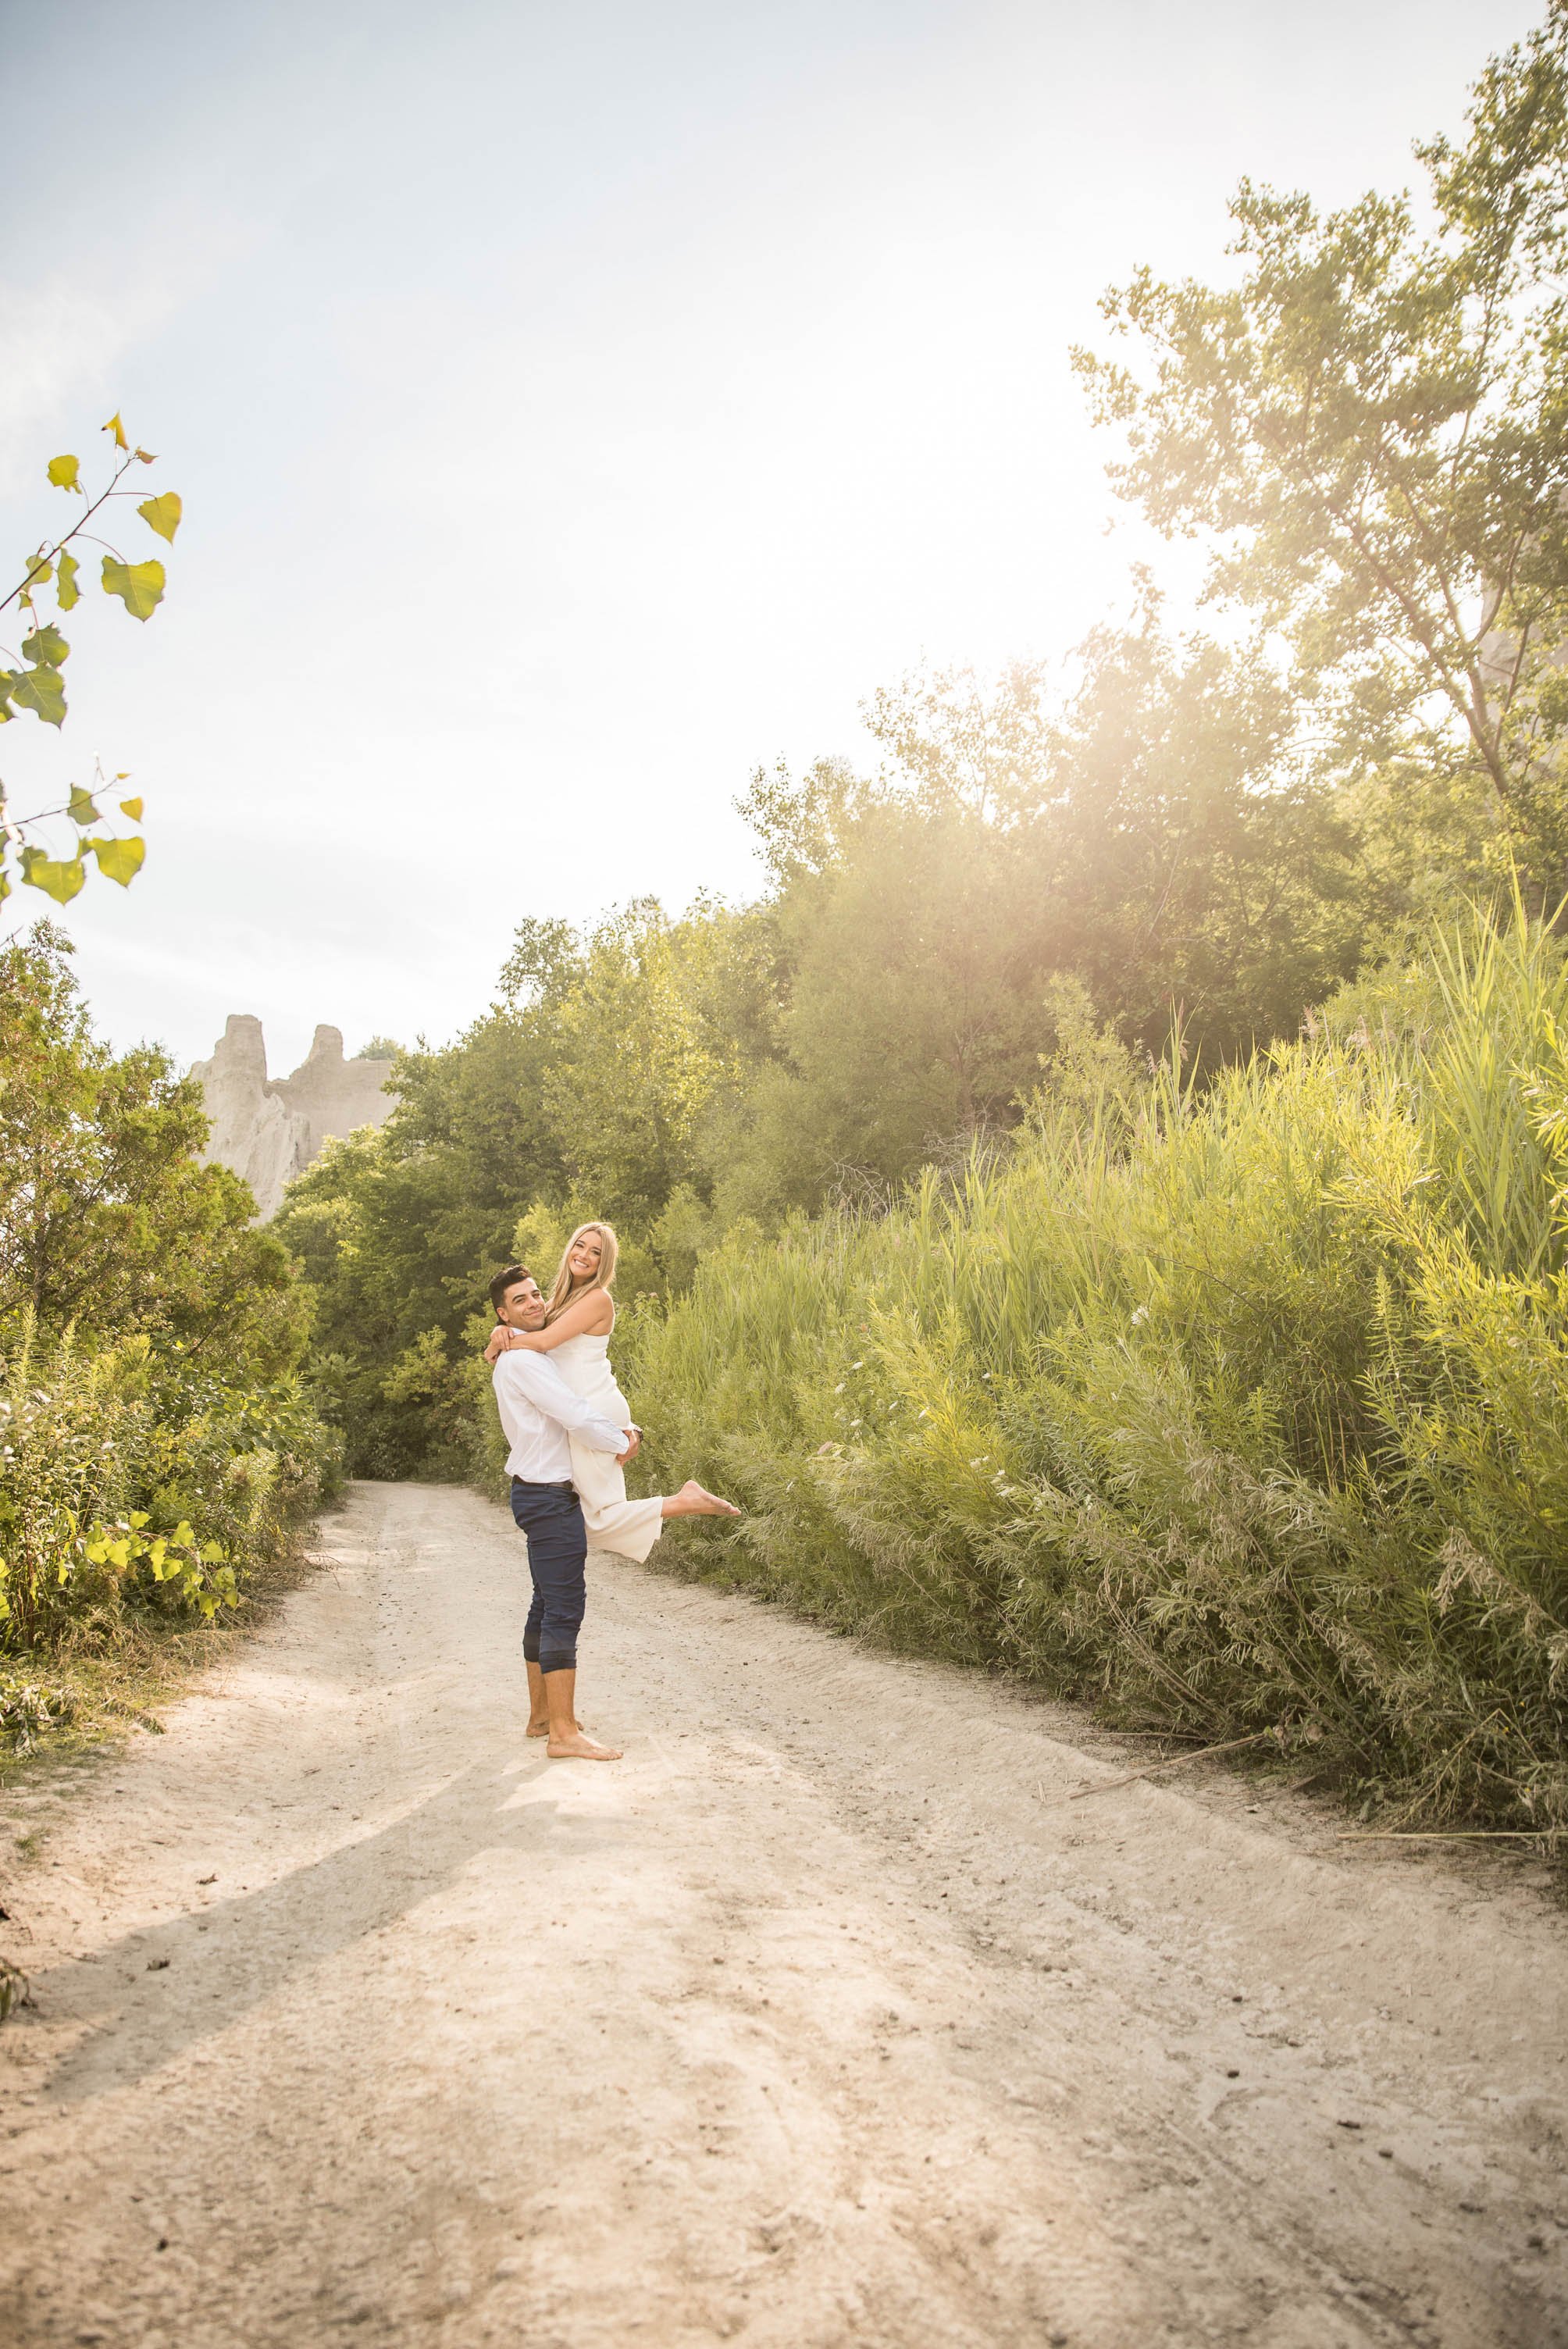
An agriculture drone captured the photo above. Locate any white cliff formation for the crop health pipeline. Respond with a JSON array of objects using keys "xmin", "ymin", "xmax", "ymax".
[{"xmin": 189, "ymin": 1017, "xmax": 397, "ymax": 1219}]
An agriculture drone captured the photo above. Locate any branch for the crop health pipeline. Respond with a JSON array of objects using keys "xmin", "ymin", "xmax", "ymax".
[
  {"xmin": 1066, "ymin": 1728, "xmax": 1274, "ymax": 1798},
  {"xmin": 1338, "ymin": 1827, "xmax": 1562, "ymax": 1841},
  {"xmin": 0, "ymin": 447, "xmax": 141, "ymax": 620},
  {"xmin": 1331, "ymin": 502, "xmax": 1513, "ymax": 800}
]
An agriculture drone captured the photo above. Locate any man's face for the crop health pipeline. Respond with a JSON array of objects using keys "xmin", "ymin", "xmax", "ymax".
[{"xmin": 498, "ymin": 1276, "xmax": 547, "ymax": 1331}]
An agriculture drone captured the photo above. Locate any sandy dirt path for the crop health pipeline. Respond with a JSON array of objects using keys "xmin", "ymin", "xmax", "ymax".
[{"xmin": 0, "ymin": 1481, "xmax": 1563, "ymax": 2349}]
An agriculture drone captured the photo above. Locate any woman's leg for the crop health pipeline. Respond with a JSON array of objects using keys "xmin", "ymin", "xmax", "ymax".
[{"xmin": 569, "ymin": 1435, "xmax": 667, "ymax": 1563}]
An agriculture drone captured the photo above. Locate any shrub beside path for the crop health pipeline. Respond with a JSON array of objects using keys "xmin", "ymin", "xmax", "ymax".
[{"xmin": 0, "ymin": 1481, "xmax": 1563, "ymax": 2348}]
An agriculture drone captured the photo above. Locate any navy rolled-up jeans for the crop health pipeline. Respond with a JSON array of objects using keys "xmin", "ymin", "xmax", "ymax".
[{"xmin": 508, "ymin": 1478, "xmax": 586, "ymax": 1675}]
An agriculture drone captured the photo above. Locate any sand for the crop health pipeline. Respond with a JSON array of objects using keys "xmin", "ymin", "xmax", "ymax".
[{"xmin": 0, "ymin": 1479, "xmax": 1563, "ymax": 2347}]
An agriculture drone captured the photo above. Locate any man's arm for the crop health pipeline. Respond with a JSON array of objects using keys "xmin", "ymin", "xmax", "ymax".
[{"xmin": 494, "ymin": 1348, "xmax": 632, "ymax": 1456}]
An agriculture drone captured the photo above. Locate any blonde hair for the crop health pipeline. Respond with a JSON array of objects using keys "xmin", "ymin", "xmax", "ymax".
[{"xmin": 543, "ymin": 1220, "xmax": 619, "ymax": 1324}]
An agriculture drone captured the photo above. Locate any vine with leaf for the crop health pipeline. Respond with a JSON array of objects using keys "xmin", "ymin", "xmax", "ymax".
[{"xmin": 0, "ymin": 412, "xmax": 180, "ymax": 910}]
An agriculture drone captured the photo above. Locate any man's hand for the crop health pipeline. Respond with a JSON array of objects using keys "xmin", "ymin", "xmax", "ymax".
[{"xmin": 616, "ymin": 1426, "xmax": 641, "ymax": 1465}]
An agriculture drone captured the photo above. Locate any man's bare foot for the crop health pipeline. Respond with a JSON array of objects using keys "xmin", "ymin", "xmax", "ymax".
[
  {"xmin": 662, "ymin": 1479, "xmax": 743, "ymax": 1520},
  {"xmin": 547, "ymin": 1730, "xmax": 623, "ymax": 1761},
  {"xmin": 529, "ymin": 1715, "xmax": 582, "ymax": 1738}
]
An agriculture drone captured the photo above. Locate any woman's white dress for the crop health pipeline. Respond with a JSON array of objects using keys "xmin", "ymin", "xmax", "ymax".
[{"xmin": 549, "ymin": 1330, "xmax": 664, "ymax": 1563}]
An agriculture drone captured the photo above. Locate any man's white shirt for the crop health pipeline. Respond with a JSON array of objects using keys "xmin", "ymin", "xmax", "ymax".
[{"xmin": 491, "ymin": 1347, "xmax": 627, "ymax": 1481}]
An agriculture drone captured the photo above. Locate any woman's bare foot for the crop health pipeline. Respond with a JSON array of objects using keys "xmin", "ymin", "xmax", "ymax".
[
  {"xmin": 547, "ymin": 1730, "xmax": 623, "ymax": 1761},
  {"xmin": 528, "ymin": 1715, "xmax": 582, "ymax": 1738},
  {"xmin": 662, "ymin": 1479, "xmax": 742, "ymax": 1520}
]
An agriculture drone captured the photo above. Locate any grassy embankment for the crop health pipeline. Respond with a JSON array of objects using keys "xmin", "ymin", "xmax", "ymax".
[{"xmin": 618, "ymin": 907, "xmax": 1568, "ymax": 1834}]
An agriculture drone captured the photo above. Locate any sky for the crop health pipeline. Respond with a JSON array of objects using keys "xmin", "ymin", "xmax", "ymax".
[{"xmin": 0, "ymin": 0, "xmax": 1544, "ymax": 1076}]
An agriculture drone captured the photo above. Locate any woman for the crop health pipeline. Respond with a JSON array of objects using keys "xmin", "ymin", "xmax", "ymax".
[{"xmin": 483, "ymin": 1221, "xmax": 739, "ymax": 1556}]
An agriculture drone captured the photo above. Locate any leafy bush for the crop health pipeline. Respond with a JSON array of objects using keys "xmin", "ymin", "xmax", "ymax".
[
  {"xmin": 0, "ymin": 926, "xmax": 340, "ymax": 1714},
  {"xmin": 618, "ymin": 906, "xmax": 1568, "ymax": 1830},
  {"xmin": 0, "ymin": 1315, "xmax": 340, "ymax": 1668}
]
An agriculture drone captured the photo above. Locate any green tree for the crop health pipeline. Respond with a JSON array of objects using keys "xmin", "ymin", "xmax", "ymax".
[
  {"xmin": 540, "ymin": 896, "xmax": 779, "ymax": 1227},
  {"xmin": 0, "ymin": 925, "xmax": 299, "ymax": 1366},
  {"xmin": 275, "ymin": 932, "xmax": 580, "ymax": 1474},
  {"xmin": 0, "ymin": 926, "xmax": 336, "ymax": 1750},
  {"xmin": 736, "ymin": 790, "xmax": 1057, "ymax": 1207},
  {"xmin": 1074, "ymin": 5, "xmax": 1568, "ymax": 886},
  {"xmin": 276, "ymin": 898, "xmax": 780, "ymax": 1472},
  {"xmin": 717, "ymin": 629, "xmax": 1363, "ymax": 1214},
  {"xmin": 1039, "ymin": 610, "xmax": 1364, "ymax": 1050},
  {"xmin": 2, "ymin": 415, "xmax": 181, "ymax": 909}
]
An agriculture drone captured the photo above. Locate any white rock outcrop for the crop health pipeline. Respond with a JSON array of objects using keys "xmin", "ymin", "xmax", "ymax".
[{"xmin": 189, "ymin": 1017, "xmax": 397, "ymax": 1219}]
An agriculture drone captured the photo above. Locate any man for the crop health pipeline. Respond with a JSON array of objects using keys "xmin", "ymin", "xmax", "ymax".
[{"xmin": 489, "ymin": 1263, "xmax": 634, "ymax": 1762}]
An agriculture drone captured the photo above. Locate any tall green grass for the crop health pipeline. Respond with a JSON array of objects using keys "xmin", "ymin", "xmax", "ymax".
[{"xmin": 620, "ymin": 906, "xmax": 1568, "ymax": 1828}]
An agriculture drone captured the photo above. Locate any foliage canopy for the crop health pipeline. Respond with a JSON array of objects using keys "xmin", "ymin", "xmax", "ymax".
[{"xmin": 1075, "ymin": 2, "xmax": 1568, "ymax": 887}]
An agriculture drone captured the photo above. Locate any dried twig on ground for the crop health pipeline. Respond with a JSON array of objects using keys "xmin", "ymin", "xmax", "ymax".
[
  {"xmin": 1066, "ymin": 1730, "xmax": 1274, "ymax": 1801},
  {"xmin": 1338, "ymin": 1828, "xmax": 1563, "ymax": 1844}
]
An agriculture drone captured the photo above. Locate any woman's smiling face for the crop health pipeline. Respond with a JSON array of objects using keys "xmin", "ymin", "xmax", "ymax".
[{"xmin": 568, "ymin": 1229, "xmax": 603, "ymax": 1284}]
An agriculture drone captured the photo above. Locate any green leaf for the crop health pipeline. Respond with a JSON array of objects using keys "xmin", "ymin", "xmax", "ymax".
[
  {"xmin": 9, "ymin": 665, "xmax": 66, "ymax": 725},
  {"xmin": 19, "ymin": 845, "xmax": 86, "ymax": 903},
  {"xmin": 20, "ymin": 549, "xmax": 50, "ymax": 594},
  {"xmin": 47, "ymin": 454, "xmax": 80, "ymax": 492},
  {"xmin": 137, "ymin": 492, "xmax": 181, "ymax": 544},
  {"xmin": 89, "ymin": 834, "xmax": 145, "ymax": 886},
  {"xmin": 55, "ymin": 549, "xmax": 80, "ymax": 611},
  {"xmin": 0, "ymin": 670, "xmax": 16, "ymax": 720},
  {"xmin": 102, "ymin": 411, "xmax": 128, "ymax": 451},
  {"xmin": 119, "ymin": 795, "xmax": 144, "ymax": 821},
  {"xmin": 100, "ymin": 556, "xmax": 165, "ymax": 622},
  {"xmin": 68, "ymin": 786, "xmax": 102, "ymax": 826},
  {"xmin": 23, "ymin": 623, "xmax": 69, "ymax": 668}
]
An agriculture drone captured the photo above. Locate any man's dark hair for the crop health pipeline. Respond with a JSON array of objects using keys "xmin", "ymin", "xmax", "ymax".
[{"xmin": 490, "ymin": 1264, "xmax": 533, "ymax": 1316}]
